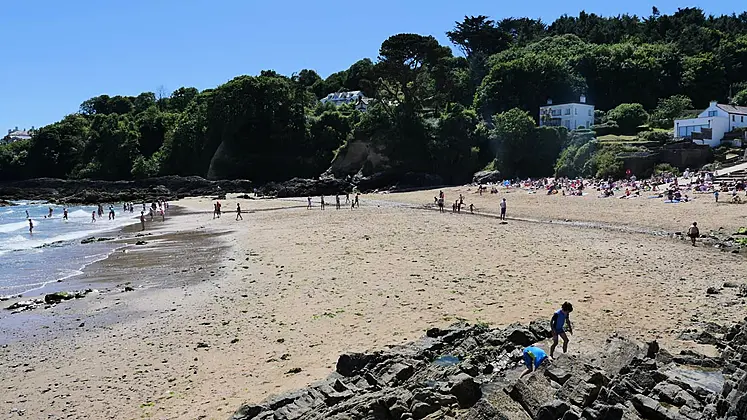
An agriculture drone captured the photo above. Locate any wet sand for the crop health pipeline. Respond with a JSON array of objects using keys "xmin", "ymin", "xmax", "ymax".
[{"xmin": 1, "ymin": 189, "xmax": 746, "ymax": 419}]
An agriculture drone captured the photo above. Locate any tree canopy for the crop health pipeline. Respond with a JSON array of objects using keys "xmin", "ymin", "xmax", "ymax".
[{"xmin": 3, "ymin": 8, "xmax": 747, "ymax": 183}]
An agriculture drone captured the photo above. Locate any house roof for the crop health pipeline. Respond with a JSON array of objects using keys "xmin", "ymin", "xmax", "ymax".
[{"xmin": 717, "ymin": 104, "xmax": 747, "ymax": 115}]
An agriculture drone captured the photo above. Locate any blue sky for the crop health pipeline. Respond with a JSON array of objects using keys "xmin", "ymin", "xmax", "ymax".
[{"xmin": 0, "ymin": 0, "xmax": 742, "ymax": 131}]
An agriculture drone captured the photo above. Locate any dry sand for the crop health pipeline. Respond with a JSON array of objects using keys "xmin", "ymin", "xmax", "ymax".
[{"xmin": 1, "ymin": 187, "xmax": 746, "ymax": 419}]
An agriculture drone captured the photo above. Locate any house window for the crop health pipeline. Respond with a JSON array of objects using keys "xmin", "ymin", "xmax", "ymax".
[
  {"xmin": 564, "ymin": 108, "xmax": 571, "ymax": 115},
  {"xmin": 588, "ymin": 110, "xmax": 592, "ymax": 116},
  {"xmin": 575, "ymin": 109, "xmax": 578, "ymax": 115},
  {"xmin": 733, "ymin": 115, "xmax": 736, "ymax": 122},
  {"xmin": 742, "ymin": 116, "xmax": 744, "ymax": 123},
  {"xmin": 708, "ymin": 111, "xmax": 717, "ymax": 117}
]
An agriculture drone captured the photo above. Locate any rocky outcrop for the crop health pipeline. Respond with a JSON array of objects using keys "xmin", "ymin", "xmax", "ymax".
[
  {"xmin": 326, "ymin": 140, "xmax": 390, "ymax": 179},
  {"xmin": 4, "ymin": 289, "xmax": 94, "ymax": 314},
  {"xmin": 255, "ymin": 178, "xmax": 352, "ymax": 198},
  {"xmin": 0, "ymin": 177, "xmax": 253, "ymax": 204},
  {"xmin": 229, "ymin": 318, "xmax": 747, "ymax": 420},
  {"xmin": 472, "ymin": 170, "xmax": 502, "ymax": 185}
]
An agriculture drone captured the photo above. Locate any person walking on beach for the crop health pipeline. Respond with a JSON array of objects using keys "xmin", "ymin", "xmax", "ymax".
[
  {"xmin": 336, "ymin": 195, "xmax": 341, "ymax": 210},
  {"xmin": 345, "ymin": 193, "xmax": 350, "ymax": 205},
  {"xmin": 140, "ymin": 211, "xmax": 146, "ymax": 231},
  {"xmin": 687, "ymin": 222, "xmax": 699, "ymax": 246},
  {"xmin": 714, "ymin": 190, "xmax": 719, "ymax": 203},
  {"xmin": 28, "ymin": 219, "xmax": 34, "ymax": 234},
  {"xmin": 216, "ymin": 201, "xmax": 221, "ymax": 218},
  {"xmin": 355, "ymin": 193, "xmax": 360, "ymax": 208},
  {"xmin": 500, "ymin": 198, "xmax": 507, "ymax": 220},
  {"xmin": 109, "ymin": 205, "xmax": 115, "ymax": 220},
  {"xmin": 236, "ymin": 203, "xmax": 243, "ymax": 221},
  {"xmin": 469, "ymin": 203, "xmax": 474, "ymax": 214},
  {"xmin": 91, "ymin": 211, "xmax": 96, "ymax": 223},
  {"xmin": 320, "ymin": 195, "xmax": 326, "ymax": 210},
  {"xmin": 63, "ymin": 208, "xmax": 68, "ymax": 221},
  {"xmin": 520, "ymin": 346, "xmax": 548, "ymax": 378},
  {"xmin": 307, "ymin": 196, "xmax": 312, "ymax": 210},
  {"xmin": 550, "ymin": 302, "xmax": 574, "ymax": 358}
]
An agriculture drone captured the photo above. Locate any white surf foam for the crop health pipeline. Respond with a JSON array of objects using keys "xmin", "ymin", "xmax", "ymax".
[{"xmin": 0, "ymin": 221, "xmax": 29, "ymax": 233}]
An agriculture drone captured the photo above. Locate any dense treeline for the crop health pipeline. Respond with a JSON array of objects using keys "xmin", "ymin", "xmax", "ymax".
[{"xmin": 2, "ymin": 8, "xmax": 747, "ymax": 183}]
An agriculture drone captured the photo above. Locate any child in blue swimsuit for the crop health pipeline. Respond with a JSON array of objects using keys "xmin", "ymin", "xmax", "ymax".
[
  {"xmin": 550, "ymin": 302, "xmax": 574, "ymax": 358},
  {"xmin": 520, "ymin": 346, "xmax": 548, "ymax": 377}
]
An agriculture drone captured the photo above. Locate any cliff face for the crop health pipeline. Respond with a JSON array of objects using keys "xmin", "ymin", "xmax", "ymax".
[{"xmin": 326, "ymin": 140, "xmax": 390, "ymax": 179}]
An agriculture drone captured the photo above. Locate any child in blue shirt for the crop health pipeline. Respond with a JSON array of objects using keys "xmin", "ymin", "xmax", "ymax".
[
  {"xmin": 520, "ymin": 346, "xmax": 548, "ymax": 377},
  {"xmin": 550, "ymin": 302, "xmax": 574, "ymax": 358}
]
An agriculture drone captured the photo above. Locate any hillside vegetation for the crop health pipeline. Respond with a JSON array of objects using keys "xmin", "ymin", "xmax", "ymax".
[{"xmin": 2, "ymin": 8, "xmax": 747, "ymax": 183}]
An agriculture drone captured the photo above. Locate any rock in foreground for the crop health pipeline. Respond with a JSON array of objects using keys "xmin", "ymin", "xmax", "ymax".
[{"xmin": 229, "ymin": 318, "xmax": 747, "ymax": 420}]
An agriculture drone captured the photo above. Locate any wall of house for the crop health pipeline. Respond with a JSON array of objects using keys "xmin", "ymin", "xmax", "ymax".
[
  {"xmin": 539, "ymin": 104, "xmax": 594, "ymax": 130},
  {"xmin": 674, "ymin": 116, "xmax": 730, "ymax": 148},
  {"xmin": 728, "ymin": 114, "xmax": 747, "ymax": 131}
]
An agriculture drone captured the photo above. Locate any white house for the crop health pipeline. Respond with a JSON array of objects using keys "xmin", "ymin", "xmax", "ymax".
[
  {"xmin": 1, "ymin": 129, "xmax": 32, "ymax": 145},
  {"xmin": 674, "ymin": 102, "xmax": 747, "ymax": 147},
  {"xmin": 539, "ymin": 96, "xmax": 595, "ymax": 130},
  {"xmin": 320, "ymin": 91, "xmax": 371, "ymax": 112}
]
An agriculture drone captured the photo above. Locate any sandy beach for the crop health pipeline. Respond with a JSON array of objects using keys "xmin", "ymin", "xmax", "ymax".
[{"xmin": 1, "ymin": 187, "xmax": 746, "ymax": 419}]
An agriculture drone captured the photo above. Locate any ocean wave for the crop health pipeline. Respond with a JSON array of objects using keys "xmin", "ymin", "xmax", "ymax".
[
  {"xmin": 0, "ymin": 221, "xmax": 29, "ymax": 233},
  {"xmin": 0, "ymin": 217, "xmax": 136, "ymax": 253}
]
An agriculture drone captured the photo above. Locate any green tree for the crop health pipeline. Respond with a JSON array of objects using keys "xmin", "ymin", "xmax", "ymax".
[
  {"xmin": 606, "ymin": 103, "xmax": 649, "ymax": 134},
  {"xmin": 733, "ymin": 89, "xmax": 747, "ymax": 106},
  {"xmin": 649, "ymin": 95, "xmax": 693, "ymax": 128}
]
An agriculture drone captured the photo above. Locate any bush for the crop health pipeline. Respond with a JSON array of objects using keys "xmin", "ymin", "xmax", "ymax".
[
  {"xmin": 592, "ymin": 121, "xmax": 620, "ymax": 136},
  {"xmin": 639, "ymin": 130, "xmax": 673, "ymax": 144},
  {"xmin": 734, "ymin": 89, "xmax": 747, "ymax": 106},
  {"xmin": 654, "ymin": 163, "xmax": 681, "ymax": 176},
  {"xmin": 606, "ymin": 103, "xmax": 649, "ymax": 134}
]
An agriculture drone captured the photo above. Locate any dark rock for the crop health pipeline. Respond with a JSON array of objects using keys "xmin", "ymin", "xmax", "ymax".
[
  {"xmin": 456, "ymin": 400, "xmax": 509, "ymax": 420},
  {"xmin": 135, "ymin": 240, "xmax": 147, "ymax": 246},
  {"xmin": 724, "ymin": 282, "xmax": 741, "ymax": 288},
  {"xmin": 505, "ymin": 325, "xmax": 535, "ymax": 346},
  {"xmin": 536, "ymin": 400, "xmax": 570, "ymax": 420},
  {"xmin": 647, "ymin": 340, "xmax": 660, "ymax": 359},
  {"xmin": 336, "ymin": 352, "xmax": 375, "ymax": 377},
  {"xmin": 410, "ymin": 401, "xmax": 439, "ymax": 419},
  {"xmin": 707, "ymin": 287, "xmax": 720, "ymax": 295},
  {"xmin": 472, "ymin": 170, "xmax": 502, "ymax": 185},
  {"xmin": 124, "ymin": 286, "xmax": 135, "ymax": 292},
  {"xmin": 449, "ymin": 373, "xmax": 481, "ymax": 408},
  {"xmin": 44, "ymin": 291, "xmax": 73, "ymax": 304},
  {"xmin": 256, "ymin": 177, "xmax": 351, "ymax": 198},
  {"xmin": 230, "ymin": 404, "xmax": 264, "ymax": 420},
  {"xmin": 545, "ymin": 366, "xmax": 572, "ymax": 385}
]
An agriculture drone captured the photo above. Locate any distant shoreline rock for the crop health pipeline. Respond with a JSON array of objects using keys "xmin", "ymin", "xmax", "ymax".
[{"xmin": 0, "ymin": 176, "xmax": 253, "ymax": 204}]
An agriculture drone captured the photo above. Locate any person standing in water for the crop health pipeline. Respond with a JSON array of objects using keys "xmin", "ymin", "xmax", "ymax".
[
  {"xmin": 48, "ymin": 207, "xmax": 53, "ymax": 218},
  {"xmin": 236, "ymin": 203, "xmax": 243, "ymax": 221},
  {"xmin": 91, "ymin": 211, "xmax": 96, "ymax": 223},
  {"xmin": 63, "ymin": 208, "xmax": 68, "ymax": 220},
  {"xmin": 140, "ymin": 211, "xmax": 146, "ymax": 231},
  {"xmin": 25, "ymin": 210, "xmax": 30, "ymax": 219},
  {"xmin": 28, "ymin": 219, "xmax": 34, "ymax": 234},
  {"xmin": 320, "ymin": 195, "xmax": 326, "ymax": 210},
  {"xmin": 109, "ymin": 205, "xmax": 115, "ymax": 220}
]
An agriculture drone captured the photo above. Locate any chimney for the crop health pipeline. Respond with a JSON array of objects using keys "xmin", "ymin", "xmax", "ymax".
[
  {"xmin": 710, "ymin": 100, "xmax": 718, "ymax": 107},
  {"xmin": 580, "ymin": 95, "xmax": 586, "ymax": 103},
  {"xmin": 547, "ymin": 99, "xmax": 553, "ymax": 105}
]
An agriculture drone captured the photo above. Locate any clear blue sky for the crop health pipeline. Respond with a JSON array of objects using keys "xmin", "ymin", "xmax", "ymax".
[{"xmin": 0, "ymin": 0, "xmax": 742, "ymax": 131}]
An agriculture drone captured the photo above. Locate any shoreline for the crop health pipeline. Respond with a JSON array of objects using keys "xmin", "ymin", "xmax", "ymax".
[{"xmin": 1, "ymin": 191, "xmax": 746, "ymax": 419}]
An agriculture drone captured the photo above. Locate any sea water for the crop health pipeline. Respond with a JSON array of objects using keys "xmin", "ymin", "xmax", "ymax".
[{"xmin": 0, "ymin": 202, "xmax": 137, "ymax": 297}]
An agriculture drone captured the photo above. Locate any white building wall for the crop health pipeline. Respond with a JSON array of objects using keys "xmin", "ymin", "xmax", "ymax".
[{"xmin": 539, "ymin": 103, "xmax": 594, "ymax": 130}]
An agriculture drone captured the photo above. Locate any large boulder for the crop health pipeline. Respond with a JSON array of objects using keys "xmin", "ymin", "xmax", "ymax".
[{"xmin": 473, "ymin": 170, "xmax": 501, "ymax": 185}]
